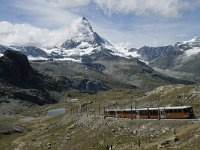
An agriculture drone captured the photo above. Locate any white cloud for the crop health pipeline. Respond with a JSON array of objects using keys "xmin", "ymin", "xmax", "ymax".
[
  {"xmin": 0, "ymin": 21, "xmax": 72, "ymax": 47},
  {"xmin": 0, "ymin": 17, "xmax": 195, "ymax": 49},
  {"xmin": 0, "ymin": 0, "xmax": 199, "ymax": 48},
  {"xmin": 13, "ymin": 0, "xmax": 79, "ymax": 28},
  {"xmin": 18, "ymin": 0, "xmax": 190, "ymax": 20},
  {"xmin": 10, "ymin": 0, "xmax": 194, "ymax": 30},
  {"xmin": 46, "ymin": 0, "xmax": 90, "ymax": 8},
  {"xmin": 0, "ymin": 17, "xmax": 91, "ymax": 47},
  {"xmin": 43, "ymin": 0, "xmax": 190, "ymax": 18},
  {"xmin": 94, "ymin": 0, "xmax": 189, "ymax": 17}
]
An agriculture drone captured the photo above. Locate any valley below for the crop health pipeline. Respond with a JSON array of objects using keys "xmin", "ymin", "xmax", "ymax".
[{"xmin": 1, "ymin": 83, "xmax": 200, "ymax": 150}]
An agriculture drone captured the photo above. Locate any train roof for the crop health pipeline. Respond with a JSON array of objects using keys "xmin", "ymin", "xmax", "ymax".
[{"xmin": 105, "ymin": 106, "xmax": 192, "ymax": 111}]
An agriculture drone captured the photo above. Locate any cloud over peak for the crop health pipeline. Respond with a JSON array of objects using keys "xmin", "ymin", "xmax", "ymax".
[
  {"xmin": 0, "ymin": 21, "xmax": 71, "ymax": 47},
  {"xmin": 0, "ymin": 17, "xmax": 93, "ymax": 47},
  {"xmin": 46, "ymin": 0, "xmax": 91, "ymax": 8},
  {"xmin": 1, "ymin": 0, "xmax": 200, "ymax": 48}
]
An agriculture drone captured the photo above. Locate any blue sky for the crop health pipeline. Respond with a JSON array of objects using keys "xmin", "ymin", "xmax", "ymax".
[{"xmin": 0, "ymin": 0, "xmax": 200, "ymax": 48}]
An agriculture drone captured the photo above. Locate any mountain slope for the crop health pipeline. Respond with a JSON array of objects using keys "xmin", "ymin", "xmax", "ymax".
[
  {"xmin": 0, "ymin": 17, "xmax": 196, "ymax": 90},
  {"xmin": 127, "ymin": 37, "xmax": 200, "ymax": 82},
  {"xmin": 0, "ymin": 50, "xmax": 59, "ymax": 105}
]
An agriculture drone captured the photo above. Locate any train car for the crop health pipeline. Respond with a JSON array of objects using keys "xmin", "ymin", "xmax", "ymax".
[
  {"xmin": 161, "ymin": 106, "xmax": 194, "ymax": 119},
  {"xmin": 104, "ymin": 106, "xmax": 195, "ymax": 119},
  {"xmin": 104, "ymin": 108, "xmax": 136, "ymax": 119}
]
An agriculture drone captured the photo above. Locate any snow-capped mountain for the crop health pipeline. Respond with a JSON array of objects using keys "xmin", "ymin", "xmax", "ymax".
[
  {"xmin": 175, "ymin": 37, "xmax": 200, "ymax": 50},
  {"xmin": 137, "ymin": 37, "xmax": 200, "ymax": 82},
  {"xmin": 0, "ymin": 17, "xmax": 143, "ymax": 62},
  {"xmin": 0, "ymin": 44, "xmax": 49, "ymax": 61},
  {"xmin": 0, "ymin": 16, "xmax": 200, "ymax": 69},
  {"xmin": 175, "ymin": 37, "xmax": 200, "ymax": 57},
  {"xmin": 0, "ymin": 17, "xmax": 197, "ymax": 88},
  {"xmin": 129, "ymin": 37, "xmax": 200, "ymax": 63},
  {"xmin": 61, "ymin": 17, "xmax": 113, "ymax": 50},
  {"xmin": 42, "ymin": 17, "xmax": 122, "ymax": 60}
]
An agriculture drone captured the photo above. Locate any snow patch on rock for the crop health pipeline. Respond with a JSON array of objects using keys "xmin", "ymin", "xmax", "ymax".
[{"xmin": 185, "ymin": 47, "xmax": 200, "ymax": 57}]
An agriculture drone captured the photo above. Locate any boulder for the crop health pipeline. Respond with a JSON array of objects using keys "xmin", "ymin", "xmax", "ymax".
[
  {"xmin": 77, "ymin": 79, "xmax": 109, "ymax": 93},
  {"xmin": 0, "ymin": 50, "xmax": 35, "ymax": 87}
]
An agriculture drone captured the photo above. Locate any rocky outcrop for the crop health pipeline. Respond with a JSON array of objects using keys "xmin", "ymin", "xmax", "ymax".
[
  {"xmin": 76, "ymin": 79, "xmax": 109, "ymax": 93},
  {"xmin": 0, "ymin": 50, "xmax": 39, "ymax": 87},
  {"xmin": 0, "ymin": 50, "xmax": 58, "ymax": 105},
  {"xmin": 138, "ymin": 46, "xmax": 183, "ymax": 62},
  {"xmin": 0, "ymin": 125, "xmax": 29, "ymax": 135},
  {"xmin": 61, "ymin": 39, "xmax": 81, "ymax": 50}
]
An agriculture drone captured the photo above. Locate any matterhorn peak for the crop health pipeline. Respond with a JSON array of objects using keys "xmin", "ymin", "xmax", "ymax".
[
  {"xmin": 61, "ymin": 17, "xmax": 113, "ymax": 51},
  {"xmin": 81, "ymin": 16, "xmax": 88, "ymax": 21},
  {"xmin": 71, "ymin": 16, "xmax": 93, "ymax": 35}
]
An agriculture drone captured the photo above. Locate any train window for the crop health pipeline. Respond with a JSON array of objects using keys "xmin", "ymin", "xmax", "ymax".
[
  {"xmin": 143, "ymin": 110, "xmax": 146, "ymax": 115},
  {"xmin": 152, "ymin": 110, "xmax": 158, "ymax": 115},
  {"xmin": 136, "ymin": 110, "xmax": 140, "ymax": 115},
  {"xmin": 140, "ymin": 111, "xmax": 143, "ymax": 115},
  {"xmin": 166, "ymin": 110, "xmax": 170, "ymax": 113},
  {"xmin": 183, "ymin": 109, "xmax": 188, "ymax": 113},
  {"xmin": 140, "ymin": 110, "xmax": 146, "ymax": 115},
  {"xmin": 156, "ymin": 110, "xmax": 158, "ymax": 115},
  {"xmin": 188, "ymin": 108, "xmax": 192, "ymax": 113},
  {"xmin": 151, "ymin": 110, "xmax": 154, "ymax": 115},
  {"xmin": 132, "ymin": 111, "xmax": 136, "ymax": 114},
  {"xmin": 150, "ymin": 110, "xmax": 153, "ymax": 115},
  {"xmin": 145, "ymin": 110, "xmax": 148, "ymax": 115},
  {"xmin": 178, "ymin": 109, "xmax": 182, "ymax": 113},
  {"xmin": 108, "ymin": 111, "xmax": 113, "ymax": 114}
]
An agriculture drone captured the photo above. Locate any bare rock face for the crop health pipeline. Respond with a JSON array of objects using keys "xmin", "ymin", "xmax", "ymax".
[
  {"xmin": 0, "ymin": 50, "xmax": 58, "ymax": 105},
  {"xmin": 0, "ymin": 50, "xmax": 37, "ymax": 87},
  {"xmin": 77, "ymin": 79, "xmax": 109, "ymax": 93},
  {"xmin": 0, "ymin": 125, "xmax": 29, "ymax": 135}
]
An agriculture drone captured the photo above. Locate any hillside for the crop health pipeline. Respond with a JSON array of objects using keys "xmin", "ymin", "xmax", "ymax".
[{"xmin": 0, "ymin": 84, "xmax": 199, "ymax": 150}]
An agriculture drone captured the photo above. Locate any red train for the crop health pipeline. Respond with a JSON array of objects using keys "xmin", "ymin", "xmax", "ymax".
[{"xmin": 104, "ymin": 106, "xmax": 195, "ymax": 119}]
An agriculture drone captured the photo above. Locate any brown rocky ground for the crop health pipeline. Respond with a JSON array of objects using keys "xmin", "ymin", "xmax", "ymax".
[{"xmin": 0, "ymin": 85, "xmax": 200, "ymax": 150}]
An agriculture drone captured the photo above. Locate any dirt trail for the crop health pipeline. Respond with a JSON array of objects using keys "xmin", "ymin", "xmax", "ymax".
[
  {"xmin": 143, "ymin": 123, "xmax": 199, "ymax": 149},
  {"xmin": 11, "ymin": 117, "xmax": 50, "ymax": 150}
]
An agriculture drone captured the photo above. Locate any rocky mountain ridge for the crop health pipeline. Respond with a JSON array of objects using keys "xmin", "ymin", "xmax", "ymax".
[
  {"xmin": 0, "ymin": 17, "xmax": 199, "ymax": 72},
  {"xmin": 0, "ymin": 17, "xmax": 197, "ymax": 94},
  {"xmin": 126, "ymin": 37, "xmax": 200, "ymax": 82}
]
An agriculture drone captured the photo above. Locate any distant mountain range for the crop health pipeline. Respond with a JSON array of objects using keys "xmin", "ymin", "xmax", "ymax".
[
  {"xmin": 131, "ymin": 37, "xmax": 200, "ymax": 82},
  {"xmin": 0, "ymin": 17, "xmax": 200, "ymax": 83}
]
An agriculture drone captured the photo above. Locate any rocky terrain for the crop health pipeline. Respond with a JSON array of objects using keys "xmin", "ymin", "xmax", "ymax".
[
  {"xmin": 0, "ymin": 51, "xmax": 199, "ymax": 150},
  {"xmin": 0, "ymin": 17, "xmax": 200, "ymax": 150},
  {"xmin": 0, "ymin": 84, "xmax": 200, "ymax": 150},
  {"xmin": 0, "ymin": 50, "xmax": 61, "ymax": 106}
]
